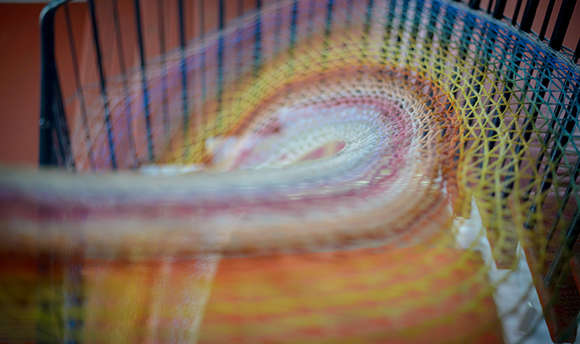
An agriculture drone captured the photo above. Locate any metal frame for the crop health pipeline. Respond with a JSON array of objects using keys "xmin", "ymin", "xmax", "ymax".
[{"xmin": 38, "ymin": 0, "xmax": 579, "ymax": 169}]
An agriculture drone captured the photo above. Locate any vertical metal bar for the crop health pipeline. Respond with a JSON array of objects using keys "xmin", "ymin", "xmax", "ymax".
[
  {"xmin": 456, "ymin": 11, "xmax": 486, "ymax": 129},
  {"xmin": 111, "ymin": 0, "xmax": 138, "ymax": 168},
  {"xmin": 541, "ymin": 0, "xmax": 580, "ymax": 280},
  {"xmin": 508, "ymin": 0, "xmax": 541, "ymax": 183},
  {"xmin": 520, "ymin": 0, "xmax": 539, "ymax": 32},
  {"xmin": 274, "ymin": 0, "xmax": 283, "ymax": 54},
  {"xmin": 545, "ymin": 208, "xmax": 580, "ymax": 284},
  {"xmin": 521, "ymin": 0, "xmax": 576, "ymax": 212},
  {"xmin": 410, "ymin": 0, "xmax": 423, "ymax": 49},
  {"xmin": 362, "ymin": 0, "xmax": 375, "ymax": 59},
  {"xmin": 482, "ymin": 25, "xmax": 516, "ymax": 155},
  {"xmin": 322, "ymin": 0, "xmax": 334, "ymax": 63},
  {"xmin": 545, "ymin": 158, "xmax": 580, "ymax": 245},
  {"xmin": 436, "ymin": 2, "xmax": 456, "ymax": 140},
  {"xmin": 178, "ymin": 0, "xmax": 189, "ymax": 159},
  {"xmin": 216, "ymin": 0, "xmax": 225, "ymax": 130},
  {"xmin": 439, "ymin": 3, "xmax": 457, "ymax": 78},
  {"xmin": 505, "ymin": 0, "xmax": 540, "ymax": 146},
  {"xmin": 381, "ymin": 0, "xmax": 397, "ymax": 63},
  {"xmin": 427, "ymin": 0, "xmax": 442, "ymax": 45},
  {"xmin": 289, "ymin": 0, "xmax": 299, "ymax": 52},
  {"xmin": 523, "ymin": 75, "xmax": 577, "ymax": 232},
  {"xmin": 486, "ymin": 0, "xmax": 494, "ymax": 13},
  {"xmin": 575, "ymin": 37, "xmax": 580, "ymax": 63},
  {"xmin": 511, "ymin": 0, "xmax": 524, "ymax": 26},
  {"xmin": 87, "ymin": 0, "xmax": 117, "ymax": 169},
  {"xmin": 538, "ymin": 0, "xmax": 556, "ymax": 40},
  {"xmin": 539, "ymin": 87, "xmax": 579, "ymax": 196},
  {"xmin": 468, "ymin": 0, "xmax": 481, "ymax": 9},
  {"xmin": 424, "ymin": 0, "xmax": 441, "ymax": 71},
  {"xmin": 64, "ymin": 3, "xmax": 94, "ymax": 170},
  {"xmin": 199, "ymin": 0, "xmax": 206, "ymax": 118},
  {"xmin": 254, "ymin": 0, "xmax": 262, "ymax": 76},
  {"xmin": 325, "ymin": 0, "xmax": 334, "ymax": 36},
  {"xmin": 529, "ymin": 77, "xmax": 576, "ymax": 196},
  {"xmin": 133, "ymin": 0, "xmax": 154, "ymax": 162},
  {"xmin": 549, "ymin": 0, "xmax": 576, "ymax": 51},
  {"xmin": 40, "ymin": 0, "xmax": 74, "ymax": 169},
  {"xmin": 157, "ymin": 0, "xmax": 171, "ymax": 139},
  {"xmin": 233, "ymin": 0, "xmax": 245, "ymax": 128},
  {"xmin": 479, "ymin": 28, "xmax": 502, "ymax": 153},
  {"xmin": 395, "ymin": 0, "xmax": 411, "ymax": 65},
  {"xmin": 490, "ymin": 0, "xmax": 518, "ymax": 133},
  {"xmin": 236, "ymin": 0, "xmax": 244, "ymax": 78},
  {"xmin": 498, "ymin": 51, "xmax": 526, "ymax": 196},
  {"xmin": 492, "ymin": 0, "xmax": 507, "ymax": 19},
  {"xmin": 218, "ymin": 0, "xmax": 225, "ymax": 80},
  {"xmin": 494, "ymin": 31, "xmax": 544, "ymax": 199}
]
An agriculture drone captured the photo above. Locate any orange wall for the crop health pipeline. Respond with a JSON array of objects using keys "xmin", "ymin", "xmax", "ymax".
[
  {"xmin": 0, "ymin": 4, "xmax": 44, "ymax": 166},
  {"xmin": 0, "ymin": 3, "xmax": 88, "ymax": 167}
]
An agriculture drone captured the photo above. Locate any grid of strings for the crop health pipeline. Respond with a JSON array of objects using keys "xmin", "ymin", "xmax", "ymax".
[
  {"xmin": 60, "ymin": 0, "xmax": 579, "ymax": 247},
  {"xmin": 11, "ymin": 0, "xmax": 578, "ymax": 341}
]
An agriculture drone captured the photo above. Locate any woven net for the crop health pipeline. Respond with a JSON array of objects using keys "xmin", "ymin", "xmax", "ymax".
[{"xmin": 1, "ymin": 0, "xmax": 579, "ymax": 342}]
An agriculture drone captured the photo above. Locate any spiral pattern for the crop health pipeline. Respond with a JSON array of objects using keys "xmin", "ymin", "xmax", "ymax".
[{"xmin": 0, "ymin": 0, "xmax": 578, "ymax": 342}]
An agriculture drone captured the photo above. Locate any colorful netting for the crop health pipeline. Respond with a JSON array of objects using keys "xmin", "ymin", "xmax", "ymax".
[{"xmin": 1, "ymin": 0, "xmax": 579, "ymax": 343}]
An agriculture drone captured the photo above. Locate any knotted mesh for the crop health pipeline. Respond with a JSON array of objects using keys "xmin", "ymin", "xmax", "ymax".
[{"xmin": 0, "ymin": 0, "xmax": 579, "ymax": 342}]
